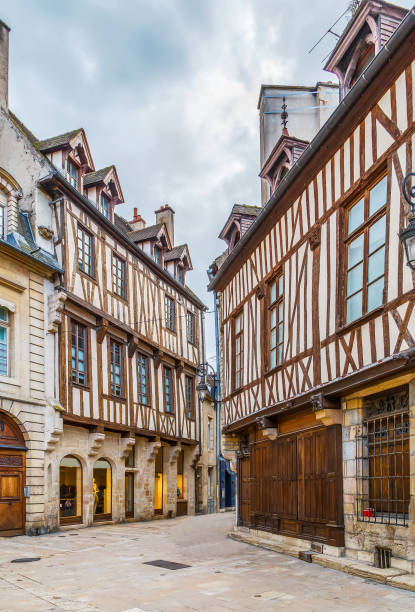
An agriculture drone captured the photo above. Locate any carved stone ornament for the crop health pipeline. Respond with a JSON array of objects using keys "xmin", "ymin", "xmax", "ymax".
[
  {"xmin": 47, "ymin": 291, "xmax": 67, "ymax": 333},
  {"xmin": 37, "ymin": 225, "xmax": 54, "ymax": 241},
  {"xmin": 308, "ymin": 226, "xmax": 321, "ymax": 250},
  {"xmin": 169, "ymin": 444, "xmax": 182, "ymax": 464},
  {"xmin": 310, "ymin": 392, "xmax": 338, "ymax": 412},
  {"xmin": 120, "ymin": 436, "xmax": 135, "ymax": 459},
  {"xmin": 88, "ymin": 431, "xmax": 106, "ymax": 457},
  {"xmin": 147, "ymin": 439, "xmax": 162, "ymax": 462},
  {"xmin": 255, "ymin": 283, "xmax": 266, "ymax": 300},
  {"xmin": 364, "ymin": 385, "xmax": 409, "ymax": 418}
]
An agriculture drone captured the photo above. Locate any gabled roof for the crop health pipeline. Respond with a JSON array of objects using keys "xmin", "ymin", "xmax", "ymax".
[
  {"xmin": 164, "ymin": 244, "xmax": 193, "ymax": 269},
  {"xmin": 218, "ymin": 204, "xmax": 262, "ymax": 240},
  {"xmin": 129, "ymin": 223, "xmax": 164, "ymax": 242},
  {"xmin": 259, "ymin": 134, "xmax": 309, "ymax": 179},
  {"xmin": 83, "ymin": 165, "xmax": 124, "ymax": 203},
  {"xmin": 37, "ymin": 129, "xmax": 83, "ymax": 152}
]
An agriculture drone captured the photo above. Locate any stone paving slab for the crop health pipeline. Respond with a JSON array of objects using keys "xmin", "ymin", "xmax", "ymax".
[{"xmin": 1, "ymin": 514, "xmax": 415, "ymax": 611}]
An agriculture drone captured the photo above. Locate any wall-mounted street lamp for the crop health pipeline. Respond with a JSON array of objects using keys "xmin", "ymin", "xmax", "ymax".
[
  {"xmin": 400, "ymin": 173, "xmax": 415, "ymax": 270},
  {"xmin": 196, "ymin": 362, "xmax": 216, "ymax": 402}
]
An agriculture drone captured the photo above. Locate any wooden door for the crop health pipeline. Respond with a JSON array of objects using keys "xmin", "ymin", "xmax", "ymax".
[
  {"xmin": 271, "ymin": 434, "xmax": 297, "ymax": 519},
  {"xmin": 238, "ymin": 455, "xmax": 251, "ymax": 527},
  {"xmin": 0, "ymin": 413, "xmax": 26, "ymax": 536}
]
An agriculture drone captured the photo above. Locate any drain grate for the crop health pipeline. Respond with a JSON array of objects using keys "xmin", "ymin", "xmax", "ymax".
[
  {"xmin": 11, "ymin": 558, "xmax": 41, "ymax": 563},
  {"xmin": 143, "ymin": 559, "xmax": 190, "ymax": 570}
]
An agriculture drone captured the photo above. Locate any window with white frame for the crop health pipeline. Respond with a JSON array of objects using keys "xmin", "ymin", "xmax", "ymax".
[
  {"xmin": 0, "ymin": 307, "xmax": 10, "ymax": 376},
  {"xmin": 100, "ymin": 192, "xmax": 110, "ymax": 219},
  {"xmin": 0, "ymin": 190, "xmax": 7, "ymax": 239},
  {"xmin": 66, "ymin": 158, "xmax": 78, "ymax": 189},
  {"xmin": 165, "ymin": 295, "xmax": 175, "ymax": 331}
]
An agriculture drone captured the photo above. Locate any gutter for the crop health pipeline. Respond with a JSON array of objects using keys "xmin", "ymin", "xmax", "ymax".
[
  {"xmin": 38, "ymin": 170, "xmax": 207, "ymax": 312},
  {"xmin": 209, "ymin": 5, "xmax": 415, "ymax": 292}
]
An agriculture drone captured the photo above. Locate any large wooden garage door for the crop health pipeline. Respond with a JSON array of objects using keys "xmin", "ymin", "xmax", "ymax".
[{"xmin": 242, "ymin": 425, "xmax": 344, "ymax": 546}]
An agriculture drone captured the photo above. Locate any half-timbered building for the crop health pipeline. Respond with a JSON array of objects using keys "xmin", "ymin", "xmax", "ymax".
[
  {"xmin": 209, "ymin": 0, "xmax": 415, "ymax": 570},
  {"xmin": 0, "ymin": 17, "xmax": 208, "ymax": 533}
]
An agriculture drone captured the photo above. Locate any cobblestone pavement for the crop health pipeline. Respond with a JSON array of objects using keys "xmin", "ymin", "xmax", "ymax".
[{"xmin": 1, "ymin": 513, "xmax": 415, "ymax": 611}]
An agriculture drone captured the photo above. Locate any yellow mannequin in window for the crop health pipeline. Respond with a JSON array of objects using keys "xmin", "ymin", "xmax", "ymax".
[{"xmin": 93, "ymin": 477, "xmax": 99, "ymax": 514}]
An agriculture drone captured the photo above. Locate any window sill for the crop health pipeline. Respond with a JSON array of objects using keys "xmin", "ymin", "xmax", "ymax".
[
  {"xmin": 265, "ymin": 364, "xmax": 284, "ymax": 377},
  {"xmin": 78, "ymin": 269, "xmax": 98, "ymax": 285},
  {"xmin": 109, "ymin": 291, "xmax": 129, "ymax": 305},
  {"xmin": 336, "ymin": 305, "xmax": 384, "ymax": 336},
  {"xmin": 0, "ymin": 375, "xmax": 19, "ymax": 386},
  {"xmin": 72, "ymin": 382, "xmax": 90, "ymax": 390}
]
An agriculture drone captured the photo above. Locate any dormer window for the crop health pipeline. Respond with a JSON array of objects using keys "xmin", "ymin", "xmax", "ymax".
[
  {"xmin": 154, "ymin": 245, "xmax": 162, "ymax": 265},
  {"xmin": 350, "ymin": 43, "xmax": 375, "ymax": 87},
  {"xmin": 177, "ymin": 266, "xmax": 184, "ymax": 285},
  {"xmin": 100, "ymin": 192, "xmax": 110, "ymax": 219},
  {"xmin": 66, "ymin": 158, "xmax": 78, "ymax": 190}
]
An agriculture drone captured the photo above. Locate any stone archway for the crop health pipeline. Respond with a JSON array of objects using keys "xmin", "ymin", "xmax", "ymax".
[{"xmin": 0, "ymin": 411, "xmax": 27, "ymax": 536}]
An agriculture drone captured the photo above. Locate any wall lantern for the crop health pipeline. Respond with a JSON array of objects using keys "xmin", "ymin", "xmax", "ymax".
[
  {"xmin": 399, "ymin": 173, "xmax": 415, "ymax": 270},
  {"xmin": 196, "ymin": 380, "xmax": 209, "ymax": 402}
]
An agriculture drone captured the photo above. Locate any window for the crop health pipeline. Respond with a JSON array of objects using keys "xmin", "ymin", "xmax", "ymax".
[
  {"xmin": 60, "ymin": 456, "xmax": 82, "ymax": 524},
  {"xmin": 71, "ymin": 321, "xmax": 88, "ymax": 385},
  {"xmin": 100, "ymin": 193, "xmax": 110, "ymax": 219},
  {"xmin": 0, "ymin": 307, "xmax": 10, "ymax": 376},
  {"xmin": 112, "ymin": 254, "xmax": 126, "ymax": 299},
  {"xmin": 93, "ymin": 459, "xmax": 112, "ymax": 519},
  {"xmin": 185, "ymin": 376, "xmax": 194, "ymax": 419},
  {"xmin": 269, "ymin": 275, "xmax": 284, "ymax": 369},
  {"xmin": 208, "ymin": 467, "xmax": 214, "ymax": 499},
  {"xmin": 0, "ymin": 191, "xmax": 6, "ymax": 239},
  {"xmin": 137, "ymin": 353, "xmax": 149, "ymax": 406},
  {"xmin": 177, "ymin": 267, "xmax": 184, "ymax": 284},
  {"xmin": 110, "ymin": 339, "xmax": 123, "ymax": 397},
  {"xmin": 233, "ymin": 311, "xmax": 243, "ymax": 390},
  {"xmin": 356, "ymin": 386, "xmax": 409, "ymax": 526},
  {"xmin": 66, "ymin": 158, "xmax": 78, "ymax": 189},
  {"xmin": 165, "ymin": 295, "xmax": 175, "ymax": 331},
  {"xmin": 187, "ymin": 311, "xmax": 196, "ymax": 344},
  {"xmin": 208, "ymin": 417, "xmax": 214, "ymax": 450},
  {"xmin": 153, "ymin": 246, "xmax": 161, "ymax": 265},
  {"xmin": 177, "ymin": 449, "xmax": 184, "ymax": 499},
  {"xmin": 77, "ymin": 224, "xmax": 94, "ymax": 277},
  {"xmin": 163, "ymin": 366, "xmax": 174, "ymax": 413},
  {"xmin": 345, "ymin": 175, "xmax": 387, "ymax": 323}
]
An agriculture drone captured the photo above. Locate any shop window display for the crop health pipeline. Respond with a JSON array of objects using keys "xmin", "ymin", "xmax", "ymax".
[
  {"xmin": 59, "ymin": 456, "xmax": 82, "ymax": 524},
  {"xmin": 93, "ymin": 459, "xmax": 112, "ymax": 520},
  {"xmin": 154, "ymin": 447, "xmax": 163, "ymax": 514}
]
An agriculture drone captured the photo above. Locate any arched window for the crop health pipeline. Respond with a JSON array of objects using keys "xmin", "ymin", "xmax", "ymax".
[
  {"xmin": 93, "ymin": 459, "xmax": 112, "ymax": 520},
  {"xmin": 0, "ymin": 189, "xmax": 7, "ymax": 239},
  {"xmin": 59, "ymin": 455, "xmax": 82, "ymax": 524}
]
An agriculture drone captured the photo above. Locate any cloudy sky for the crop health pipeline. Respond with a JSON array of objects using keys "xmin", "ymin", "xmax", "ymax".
[{"xmin": 2, "ymin": 0, "xmax": 413, "ymax": 361}]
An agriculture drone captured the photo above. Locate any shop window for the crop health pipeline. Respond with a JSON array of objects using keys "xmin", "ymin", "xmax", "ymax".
[
  {"xmin": 93, "ymin": 459, "xmax": 112, "ymax": 520},
  {"xmin": 177, "ymin": 448, "xmax": 184, "ymax": 499},
  {"xmin": 154, "ymin": 447, "xmax": 163, "ymax": 514},
  {"xmin": 269, "ymin": 274, "xmax": 284, "ymax": 369},
  {"xmin": 0, "ymin": 306, "xmax": 10, "ymax": 377},
  {"xmin": 356, "ymin": 386, "xmax": 410, "ymax": 526},
  {"xmin": 71, "ymin": 321, "xmax": 88, "ymax": 386},
  {"xmin": 125, "ymin": 472, "xmax": 134, "ymax": 518},
  {"xmin": 59, "ymin": 456, "xmax": 82, "ymax": 524},
  {"xmin": 345, "ymin": 175, "xmax": 387, "ymax": 323},
  {"xmin": 77, "ymin": 224, "xmax": 94, "ymax": 277}
]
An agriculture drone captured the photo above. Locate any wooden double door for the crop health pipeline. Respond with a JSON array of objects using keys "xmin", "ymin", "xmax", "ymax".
[
  {"xmin": 238, "ymin": 425, "xmax": 344, "ymax": 546},
  {"xmin": 0, "ymin": 413, "xmax": 26, "ymax": 536}
]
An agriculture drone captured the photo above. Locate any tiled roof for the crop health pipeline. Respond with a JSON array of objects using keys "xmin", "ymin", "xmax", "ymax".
[
  {"xmin": 114, "ymin": 214, "xmax": 132, "ymax": 235},
  {"xmin": 231, "ymin": 204, "xmax": 262, "ymax": 217},
  {"xmin": 37, "ymin": 129, "xmax": 82, "ymax": 152},
  {"xmin": 3, "ymin": 211, "xmax": 62, "ymax": 273},
  {"xmin": 129, "ymin": 223, "xmax": 164, "ymax": 242},
  {"xmin": 83, "ymin": 166, "xmax": 113, "ymax": 187},
  {"xmin": 164, "ymin": 244, "xmax": 187, "ymax": 262}
]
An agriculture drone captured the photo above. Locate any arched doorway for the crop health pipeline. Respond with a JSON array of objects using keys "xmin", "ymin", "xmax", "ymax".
[
  {"xmin": 59, "ymin": 456, "xmax": 82, "ymax": 525},
  {"xmin": 0, "ymin": 412, "xmax": 26, "ymax": 536},
  {"xmin": 93, "ymin": 459, "xmax": 112, "ymax": 521}
]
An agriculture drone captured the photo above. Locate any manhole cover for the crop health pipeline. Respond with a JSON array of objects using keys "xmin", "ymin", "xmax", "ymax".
[
  {"xmin": 11, "ymin": 558, "xmax": 41, "ymax": 563},
  {"xmin": 143, "ymin": 560, "xmax": 190, "ymax": 570}
]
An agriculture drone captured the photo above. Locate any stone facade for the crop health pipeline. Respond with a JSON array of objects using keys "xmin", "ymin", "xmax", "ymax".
[{"xmin": 196, "ymin": 396, "xmax": 217, "ymax": 514}]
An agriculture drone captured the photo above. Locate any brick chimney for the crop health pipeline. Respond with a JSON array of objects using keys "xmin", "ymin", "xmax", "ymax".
[
  {"xmin": 0, "ymin": 20, "xmax": 10, "ymax": 111},
  {"xmin": 129, "ymin": 207, "xmax": 146, "ymax": 231},
  {"xmin": 155, "ymin": 204, "xmax": 175, "ymax": 247}
]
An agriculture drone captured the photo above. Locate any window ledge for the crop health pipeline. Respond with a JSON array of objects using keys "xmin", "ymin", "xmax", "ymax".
[
  {"xmin": 78, "ymin": 269, "xmax": 98, "ymax": 285},
  {"xmin": 265, "ymin": 364, "xmax": 284, "ymax": 377},
  {"xmin": 0, "ymin": 375, "xmax": 20, "ymax": 386},
  {"xmin": 336, "ymin": 305, "xmax": 384, "ymax": 336}
]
